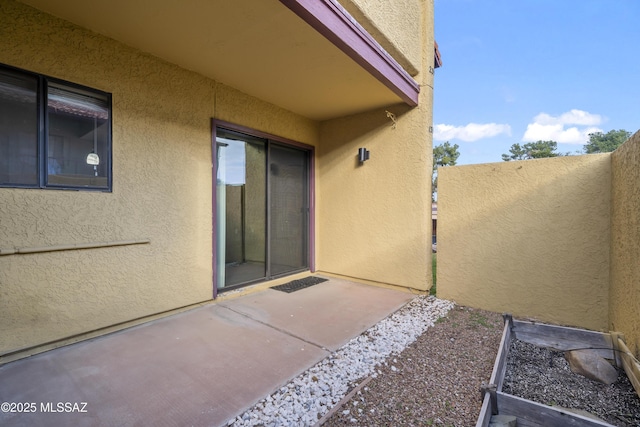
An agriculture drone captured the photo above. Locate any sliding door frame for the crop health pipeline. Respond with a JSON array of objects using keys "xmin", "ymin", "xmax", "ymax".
[{"xmin": 211, "ymin": 119, "xmax": 315, "ymax": 298}]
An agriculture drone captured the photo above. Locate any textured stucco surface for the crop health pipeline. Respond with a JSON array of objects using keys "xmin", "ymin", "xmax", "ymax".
[
  {"xmin": 315, "ymin": 0, "xmax": 433, "ymax": 291},
  {"xmin": 341, "ymin": 0, "xmax": 423, "ymax": 75},
  {"xmin": 0, "ymin": 0, "xmax": 317, "ymax": 354},
  {"xmin": 317, "ymin": 104, "xmax": 430, "ymax": 290},
  {"xmin": 610, "ymin": 131, "xmax": 640, "ymax": 357},
  {"xmin": 0, "ymin": 0, "xmax": 435, "ymax": 354},
  {"xmin": 438, "ymin": 155, "xmax": 611, "ymax": 331}
]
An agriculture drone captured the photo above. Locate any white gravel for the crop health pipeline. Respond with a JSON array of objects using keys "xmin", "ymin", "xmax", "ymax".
[{"xmin": 228, "ymin": 296, "xmax": 454, "ymax": 426}]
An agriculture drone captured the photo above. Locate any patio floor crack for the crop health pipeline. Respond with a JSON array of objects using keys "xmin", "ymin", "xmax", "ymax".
[{"xmin": 219, "ymin": 304, "xmax": 331, "ymax": 353}]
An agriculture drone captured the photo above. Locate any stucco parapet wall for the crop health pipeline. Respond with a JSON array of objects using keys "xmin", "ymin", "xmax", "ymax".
[
  {"xmin": 437, "ymin": 154, "xmax": 611, "ymax": 331},
  {"xmin": 280, "ymin": 0, "xmax": 420, "ymax": 106},
  {"xmin": 336, "ymin": 0, "xmax": 423, "ymax": 76}
]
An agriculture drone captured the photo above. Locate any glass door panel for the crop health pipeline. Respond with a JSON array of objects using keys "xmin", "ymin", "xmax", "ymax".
[
  {"xmin": 216, "ymin": 129, "xmax": 266, "ymax": 288},
  {"xmin": 269, "ymin": 144, "xmax": 309, "ymax": 276}
]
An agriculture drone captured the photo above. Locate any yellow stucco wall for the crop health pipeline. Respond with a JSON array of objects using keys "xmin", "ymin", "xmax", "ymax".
[
  {"xmin": 0, "ymin": 0, "xmax": 434, "ymax": 355},
  {"xmin": 438, "ymin": 155, "xmax": 611, "ymax": 331},
  {"xmin": 340, "ymin": 0, "xmax": 424, "ymax": 75},
  {"xmin": 214, "ymin": 83, "xmax": 319, "ymax": 146},
  {"xmin": 610, "ymin": 131, "xmax": 640, "ymax": 357},
  {"xmin": 316, "ymin": 1, "xmax": 434, "ymax": 291},
  {"xmin": 0, "ymin": 0, "xmax": 318, "ymax": 354}
]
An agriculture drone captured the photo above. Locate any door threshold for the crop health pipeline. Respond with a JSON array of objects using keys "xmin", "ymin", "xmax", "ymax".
[{"xmin": 215, "ymin": 270, "xmax": 313, "ymax": 301}]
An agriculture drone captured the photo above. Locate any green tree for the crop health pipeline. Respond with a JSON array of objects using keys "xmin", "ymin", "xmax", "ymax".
[
  {"xmin": 583, "ymin": 129, "xmax": 630, "ymax": 154},
  {"xmin": 502, "ymin": 140, "xmax": 560, "ymax": 161},
  {"xmin": 432, "ymin": 142, "xmax": 460, "ymax": 201}
]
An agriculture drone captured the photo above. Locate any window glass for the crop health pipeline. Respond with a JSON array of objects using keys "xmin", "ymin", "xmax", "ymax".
[
  {"xmin": 47, "ymin": 84, "xmax": 109, "ymax": 188},
  {"xmin": 0, "ymin": 69, "xmax": 38, "ymax": 186},
  {"xmin": 0, "ymin": 64, "xmax": 111, "ymax": 190}
]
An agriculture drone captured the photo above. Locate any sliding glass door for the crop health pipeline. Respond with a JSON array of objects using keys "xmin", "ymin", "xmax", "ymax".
[
  {"xmin": 269, "ymin": 144, "xmax": 309, "ymax": 276},
  {"xmin": 215, "ymin": 127, "xmax": 309, "ymax": 290}
]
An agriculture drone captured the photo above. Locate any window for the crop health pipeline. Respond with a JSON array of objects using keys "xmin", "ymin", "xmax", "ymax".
[{"xmin": 0, "ymin": 64, "xmax": 112, "ymax": 190}]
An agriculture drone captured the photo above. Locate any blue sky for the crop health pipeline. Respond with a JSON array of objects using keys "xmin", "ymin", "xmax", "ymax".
[{"xmin": 433, "ymin": 0, "xmax": 639, "ymax": 165}]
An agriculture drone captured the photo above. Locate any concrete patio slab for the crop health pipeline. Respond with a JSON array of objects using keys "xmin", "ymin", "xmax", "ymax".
[
  {"xmin": 221, "ymin": 277, "xmax": 414, "ymax": 351},
  {"xmin": 0, "ymin": 277, "xmax": 414, "ymax": 427}
]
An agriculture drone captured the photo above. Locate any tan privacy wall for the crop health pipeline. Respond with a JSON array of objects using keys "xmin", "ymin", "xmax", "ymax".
[
  {"xmin": 0, "ymin": 0, "xmax": 317, "ymax": 354},
  {"xmin": 610, "ymin": 131, "xmax": 640, "ymax": 357},
  {"xmin": 438, "ymin": 154, "xmax": 611, "ymax": 331}
]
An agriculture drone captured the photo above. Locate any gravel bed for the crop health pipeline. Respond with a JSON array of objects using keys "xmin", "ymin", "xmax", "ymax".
[
  {"xmin": 324, "ymin": 305, "xmax": 504, "ymax": 426},
  {"xmin": 228, "ymin": 294, "xmax": 640, "ymax": 426},
  {"xmin": 503, "ymin": 339, "xmax": 640, "ymax": 426},
  {"xmin": 228, "ymin": 296, "xmax": 456, "ymax": 426}
]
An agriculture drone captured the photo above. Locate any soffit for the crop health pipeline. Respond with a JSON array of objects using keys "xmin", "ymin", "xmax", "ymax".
[{"xmin": 19, "ymin": 0, "xmax": 415, "ymax": 121}]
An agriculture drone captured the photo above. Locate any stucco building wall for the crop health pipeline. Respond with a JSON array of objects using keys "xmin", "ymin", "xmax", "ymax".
[
  {"xmin": 610, "ymin": 131, "xmax": 640, "ymax": 357},
  {"xmin": 0, "ymin": 0, "xmax": 435, "ymax": 355},
  {"xmin": 0, "ymin": 0, "xmax": 318, "ymax": 354},
  {"xmin": 438, "ymin": 154, "xmax": 611, "ymax": 331},
  {"xmin": 316, "ymin": 0, "xmax": 434, "ymax": 291},
  {"xmin": 317, "ymin": 104, "xmax": 432, "ymax": 290}
]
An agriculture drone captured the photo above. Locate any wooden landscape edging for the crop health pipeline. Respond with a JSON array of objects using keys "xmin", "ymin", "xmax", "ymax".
[
  {"xmin": 617, "ymin": 337, "xmax": 640, "ymax": 398},
  {"xmin": 511, "ymin": 319, "xmax": 615, "ymax": 360},
  {"xmin": 476, "ymin": 314, "xmax": 640, "ymax": 427},
  {"xmin": 495, "ymin": 392, "xmax": 613, "ymax": 427},
  {"xmin": 476, "ymin": 314, "xmax": 512, "ymax": 427}
]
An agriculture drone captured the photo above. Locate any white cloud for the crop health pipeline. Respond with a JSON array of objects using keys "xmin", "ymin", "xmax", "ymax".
[
  {"xmin": 434, "ymin": 123, "xmax": 511, "ymax": 142},
  {"xmin": 522, "ymin": 110, "xmax": 604, "ymax": 144},
  {"xmin": 534, "ymin": 110, "xmax": 602, "ymax": 126}
]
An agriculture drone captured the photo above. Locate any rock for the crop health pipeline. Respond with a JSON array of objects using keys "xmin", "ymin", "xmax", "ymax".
[
  {"xmin": 565, "ymin": 349, "xmax": 618, "ymax": 385},
  {"xmin": 489, "ymin": 414, "xmax": 517, "ymax": 427}
]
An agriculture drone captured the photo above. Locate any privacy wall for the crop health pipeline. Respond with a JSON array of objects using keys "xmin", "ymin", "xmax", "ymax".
[
  {"xmin": 610, "ymin": 131, "xmax": 640, "ymax": 357},
  {"xmin": 438, "ymin": 154, "xmax": 611, "ymax": 331}
]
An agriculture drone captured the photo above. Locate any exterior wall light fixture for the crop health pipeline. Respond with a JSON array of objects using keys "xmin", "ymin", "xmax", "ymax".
[{"xmin": 358, "ymin": 147, "xmax": 370, "ymax": 163}]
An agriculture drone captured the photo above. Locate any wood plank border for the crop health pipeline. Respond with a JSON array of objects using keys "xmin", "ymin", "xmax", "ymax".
[
  {"xmin": 617, "ymin": 337, "xmax": 640, "ymax": 398},
  {"xmin": 496, "ymin": 392, "xmax": 614, "ymax": 427},
  {"xmin": 512, "ymin": 319, "xmax": 614, "ymax": 359},
  {"xmin": 475, "ymin": 316, "xmax": 638, "ymax": 427},
  {"xmin": 492, "ymin": 314, "xmax": 513, "ymax": 391},
  {"xmin": 476, "ymin": 314, "xmax": 513, "ymax": 427},
  {"xmin": 476, "ymin": 393, "xmax": 493, "ymax": 427}
]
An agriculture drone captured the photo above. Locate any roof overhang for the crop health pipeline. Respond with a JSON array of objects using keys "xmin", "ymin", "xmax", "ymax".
[{"xmin": 18, "ymin": 0, "xmax": 420, "ymax": 121}]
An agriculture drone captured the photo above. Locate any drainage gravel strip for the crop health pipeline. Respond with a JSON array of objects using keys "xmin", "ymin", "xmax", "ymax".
[{"xmin": 228, "ymin": 296, "xmax": 455, "ymax": 426}]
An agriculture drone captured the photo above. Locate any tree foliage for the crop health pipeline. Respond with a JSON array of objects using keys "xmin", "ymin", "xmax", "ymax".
[
  {"xmin": 432, "ymin": 142, "xmax": 460, "ymax": 201},
  {"xmin": 502, "ymin": 140, "xmax": 560, "ymax": 161},
  {"xmin": 583, "ymin": 129, "xmax": 630, "ymax": 154}
]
